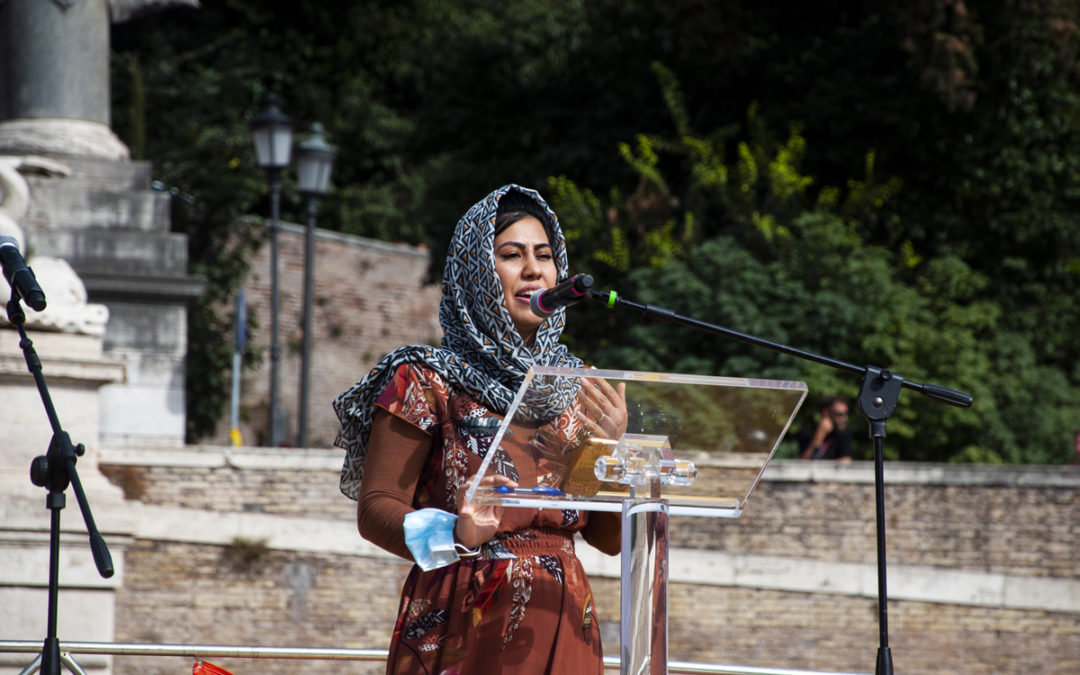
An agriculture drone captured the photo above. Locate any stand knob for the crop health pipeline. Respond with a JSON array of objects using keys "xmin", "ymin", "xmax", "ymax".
[{"xmin": 30, "ymin": 455, "xmax": 50, "ymax": 487}]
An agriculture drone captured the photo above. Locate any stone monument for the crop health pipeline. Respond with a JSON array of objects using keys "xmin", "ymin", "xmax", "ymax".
[
  {"xmin": 0, "ymin": 1, "xmax": 200, "ymax": 673},
  {"xmin": 1, "ymin": 0, "xmax": 204, "ymax": 448}
]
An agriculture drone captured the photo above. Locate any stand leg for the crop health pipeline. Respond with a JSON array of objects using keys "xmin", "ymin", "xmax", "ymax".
[
  {"xmin": 18, "ymin": 653, "xmax": 41, "ymax": 675},
  {"xmin": 619, "ymin": 498, "xmax": 669, "ymax": 675},
  {"xmin": 18, "ymin": 651, "xmax": 88, "ymax": 675},
  {"xmin": 61, "ymin": 653, "xmax": 89, "ymax": 675}
]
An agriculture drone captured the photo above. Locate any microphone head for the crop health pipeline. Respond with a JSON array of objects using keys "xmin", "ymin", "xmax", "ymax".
[
  {"xmin": 23, "ymin": 285, "xmax": 47, "ymax": 312},
  {"xmin": 0, "ymin": 235, "xmax": 47, "ymax": 311},
  {"xmin": 530, "ymin": 290, "xmax": 554, "ymax": 318},
  {"xmin": 529, "ymin": 273, "xmax": 594, "ymax": 318}
]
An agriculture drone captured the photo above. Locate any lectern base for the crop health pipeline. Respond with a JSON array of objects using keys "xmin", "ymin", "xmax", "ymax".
[{"xmin": 620, "ymin": 498, "xmax": 669, "ymax": 675}]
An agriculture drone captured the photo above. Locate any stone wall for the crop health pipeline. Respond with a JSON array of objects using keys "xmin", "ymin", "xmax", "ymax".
[{"xmin": 95, "ymin": 447, "xmax": 1080, "ymax": 675}]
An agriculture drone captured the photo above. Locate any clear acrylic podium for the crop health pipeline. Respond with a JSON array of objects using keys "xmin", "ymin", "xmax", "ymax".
[{"xmin": 467, "ymin": 366, "xmax": 807, "ymax": 674}]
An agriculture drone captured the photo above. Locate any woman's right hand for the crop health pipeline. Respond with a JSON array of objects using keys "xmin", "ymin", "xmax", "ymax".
[
  {"xmin": 579, "ymin": 374, "xmax": 628, "ymax": 440},
  {"xmin": 454, "ymin": 473, "xmax": 517, "ymax": 549}
]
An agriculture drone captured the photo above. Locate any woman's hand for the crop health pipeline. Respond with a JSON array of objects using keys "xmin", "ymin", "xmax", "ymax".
[
  {"xmin": 454, "ymin": 473, "xmax": 517, "ymax": 549},
  {"xmin": 578, "ymin": 374, "xmax": 628, "ymax": 440}
]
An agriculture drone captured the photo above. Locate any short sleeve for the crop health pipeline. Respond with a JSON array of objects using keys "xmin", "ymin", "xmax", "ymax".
[{"xmin": 374, "ymin": 363, "xmax": 446, "ymax": 435}]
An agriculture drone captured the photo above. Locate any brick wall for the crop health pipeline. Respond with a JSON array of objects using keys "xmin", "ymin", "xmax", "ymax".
[
  {"xmin": 98, "ymin": 450, "xmax": 1080, "ymax": 675},
  {"xmin": 680, "ymin": 474, "xmax": 1080, "ymax": 578},
  {"xmin": 113, "ymin": 541, "xmax": 403, "ymax": 675},
  {"xmin": 222, "ymin": 223, "xmax": 442, "ymax": 448}
]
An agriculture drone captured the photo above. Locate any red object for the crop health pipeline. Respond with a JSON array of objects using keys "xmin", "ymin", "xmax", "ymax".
[{"xmin": 193, "ymin": 662, "xmax": 234, "ymax": 675}]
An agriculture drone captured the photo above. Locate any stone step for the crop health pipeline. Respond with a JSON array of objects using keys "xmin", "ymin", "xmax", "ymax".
[
  {"xmin": 31, "ymin": 228, "xmax": 193, "ymax": 278},
  {"xmin": 31, "ymin": 157, "xmax": 152, "ymax": 190},
  {"xmin": 22, "ymin": 182, "xmax": 170, "ymax": 233}
]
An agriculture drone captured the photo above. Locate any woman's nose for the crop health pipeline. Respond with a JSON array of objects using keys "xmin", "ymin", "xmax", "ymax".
[{"xmin": 522, "ymin": 253, "xmax": 542, "ymax": 277}]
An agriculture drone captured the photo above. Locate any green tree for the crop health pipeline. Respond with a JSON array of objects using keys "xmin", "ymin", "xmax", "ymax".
[{"xmin": 551, "ymin": 68, "xmax": 1076, "ymax": 463}]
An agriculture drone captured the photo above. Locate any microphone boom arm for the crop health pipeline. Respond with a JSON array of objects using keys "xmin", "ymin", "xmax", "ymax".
[{"xmin": 586, "ymin": 289, "xmax": 972, "ymax": 408}]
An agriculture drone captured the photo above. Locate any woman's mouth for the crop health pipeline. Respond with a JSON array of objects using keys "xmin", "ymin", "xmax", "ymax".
[{"xmin": 516, "ymin": 287, "xmax": 542, "ymax": 302}]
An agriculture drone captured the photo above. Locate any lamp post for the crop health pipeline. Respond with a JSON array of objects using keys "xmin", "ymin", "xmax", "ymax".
[
  {"xmin": 251, "ymin": 94, "xmax": 293, "ymax": 447},
  {"xmin": 295, "ymin": 123, "xmax": 336, "ymax": 447}
]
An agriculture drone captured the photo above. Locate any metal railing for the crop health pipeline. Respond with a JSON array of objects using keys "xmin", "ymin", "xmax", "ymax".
[{"xmin": 0, "ymin": 640, "xmax": 870, "ymax": 675}]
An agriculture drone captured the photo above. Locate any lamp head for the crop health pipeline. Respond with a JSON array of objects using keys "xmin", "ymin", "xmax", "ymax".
[
  {"xmin": 251, "ymin": 93, "xmax": 293, "ymax": 171},
  {"xmin": 296, "ymin": 122, "xmax": 336, "ymax": 197}
]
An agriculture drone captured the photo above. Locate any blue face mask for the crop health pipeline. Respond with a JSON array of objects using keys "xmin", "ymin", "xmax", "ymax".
[{"xmin": 403, "ymin": 508, "xmax": 480, "ymax": 571}]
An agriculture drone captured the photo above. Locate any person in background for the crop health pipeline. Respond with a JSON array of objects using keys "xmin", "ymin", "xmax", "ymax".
[
  {"xmin": 333, "ymin": 185, "xmax": 625, "ymax": 674},
  {"xmin": 796, "ymin": 395, "xmax": 854, "ymax": 462}
]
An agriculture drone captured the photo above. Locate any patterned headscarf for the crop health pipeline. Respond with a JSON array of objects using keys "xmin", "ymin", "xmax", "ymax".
[{"xmin": 333, "ymin": 184, "xmax": 583, "ymax": 499}]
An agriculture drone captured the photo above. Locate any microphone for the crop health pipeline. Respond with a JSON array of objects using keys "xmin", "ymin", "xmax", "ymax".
[
  {"xmin": 530, "ymin": 273, "xmax": 593, "ymax": 318},
  {"xmin": 0, "ymin": 235, "xmax": 47, "ymax": 311}
]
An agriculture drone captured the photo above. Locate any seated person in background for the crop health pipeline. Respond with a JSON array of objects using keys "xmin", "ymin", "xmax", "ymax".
[{"xmin": 796, "ymin": 395, "xmax": 854, "ymax": 462}]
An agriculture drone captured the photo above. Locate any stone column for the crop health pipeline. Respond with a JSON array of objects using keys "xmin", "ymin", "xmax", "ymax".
[{"xmin": 0, "ymin": 0, "xmax": 128, "ymax": 159}]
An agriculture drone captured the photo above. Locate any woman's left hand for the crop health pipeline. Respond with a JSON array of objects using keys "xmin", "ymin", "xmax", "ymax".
[
  {"xmin": 579, "ymin": 374, "xmax": 628, "ymax": 439},
  {"xmin": 455, "ymin": 473, "xmax": 516, "ymax": 549}
]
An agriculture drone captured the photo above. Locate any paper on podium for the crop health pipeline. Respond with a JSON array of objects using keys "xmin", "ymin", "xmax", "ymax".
[{"xmin": 467, "ymin": 366, "xmax": 807, "ymax": 517}]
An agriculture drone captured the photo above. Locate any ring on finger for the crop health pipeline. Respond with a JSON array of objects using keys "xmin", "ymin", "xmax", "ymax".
[{"xmin": 597, "ymin": 412, "xmax": 607, "ymax": 424}]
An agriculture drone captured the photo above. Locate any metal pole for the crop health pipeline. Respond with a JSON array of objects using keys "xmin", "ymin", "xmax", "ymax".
[
  {"xmin": 298, "ymin": 195, "xmax": 317, "ymax": 447},
  {"xmin": 872, "ymin": 434, "xmax": 893, "ymax": 675},
  {"xmin": 268, "ymin": 169, "xmax": 283, "ymax": 447},
  {"xmin": 41, "ymin": 495, "xmax": 64, "ymax": 675},
  {"xmin": 0, "ymin": 640, "xmax": 870, "ymax": 674}
]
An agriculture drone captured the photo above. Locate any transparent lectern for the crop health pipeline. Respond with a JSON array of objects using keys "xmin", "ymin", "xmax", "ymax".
[{"xmin": 467, "ymin": 366, "xmax": 807, "ymax": 674}]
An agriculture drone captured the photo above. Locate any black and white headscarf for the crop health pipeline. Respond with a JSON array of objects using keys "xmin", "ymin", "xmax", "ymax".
[{"xmin": 333, "ymin": 184, "xmax": 583, "ymax": 500}]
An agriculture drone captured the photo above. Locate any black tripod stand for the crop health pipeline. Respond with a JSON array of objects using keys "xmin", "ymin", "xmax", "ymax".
[
  {"xmin": 585, "ymin": 285, "xmax": 973, "ymax": 675},
  {"xmin": 6, "ymin": 290, "xmax": 114, "ymax": 675}
]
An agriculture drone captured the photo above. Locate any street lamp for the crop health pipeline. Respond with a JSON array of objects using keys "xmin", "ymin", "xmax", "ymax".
[
  {"xmin": 295, "ymin": 123, "xmax": 336, "ymax": 447},
  {"xmin": 251, "ymin": 93, "xmax": 293, "ymax": 447}
]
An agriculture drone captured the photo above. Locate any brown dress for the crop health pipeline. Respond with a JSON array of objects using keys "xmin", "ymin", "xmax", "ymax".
[{"xmin": 358, "ymin": 363, "xmax": 620, "ymax": 675}]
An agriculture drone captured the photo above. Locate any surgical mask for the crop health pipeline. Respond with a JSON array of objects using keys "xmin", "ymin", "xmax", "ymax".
[{"xmin": 403, "ymin": 508, "xmax": 461, "ymax": 571}]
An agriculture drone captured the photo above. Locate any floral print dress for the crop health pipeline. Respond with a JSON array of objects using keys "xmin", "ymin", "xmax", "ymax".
[{"xmin": 374, "ymin": 363, "xmax": 610, "ymax": 675}]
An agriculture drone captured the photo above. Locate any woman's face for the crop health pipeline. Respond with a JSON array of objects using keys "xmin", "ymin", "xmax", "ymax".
[{"xmin": 493, "ymin": 215, "xmax": 558, "ymax": 345}]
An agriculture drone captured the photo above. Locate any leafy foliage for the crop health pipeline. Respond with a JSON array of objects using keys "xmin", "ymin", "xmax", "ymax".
[{"xmin": 550, "ymin": 67, "xmax": 1077, "ymax": 463}]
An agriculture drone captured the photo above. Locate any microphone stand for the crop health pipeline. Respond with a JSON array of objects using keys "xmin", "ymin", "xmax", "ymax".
[
  {"xmin": 5, "ymin": 289, "xmax": 114, "ymax": 675},
  {"xmin": 587, "ymin": 288, "xmax": 973, "ymax": 675}
]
